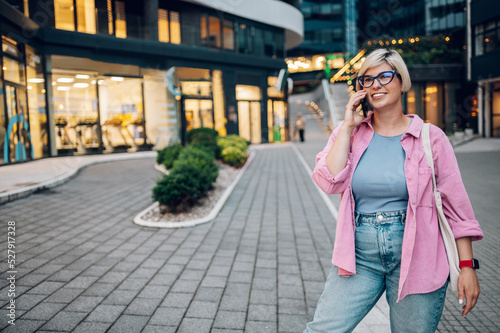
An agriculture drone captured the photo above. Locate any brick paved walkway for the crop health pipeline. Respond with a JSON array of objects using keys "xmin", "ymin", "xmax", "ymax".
[{"xmin": 1, "ymin": 119, "xmax": 499, "ymax": 332}]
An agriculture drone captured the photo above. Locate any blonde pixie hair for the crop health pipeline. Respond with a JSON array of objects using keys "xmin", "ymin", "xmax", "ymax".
[{"xmin": 356, "ymin": 49, "xmax": 411, "ymax": 93}]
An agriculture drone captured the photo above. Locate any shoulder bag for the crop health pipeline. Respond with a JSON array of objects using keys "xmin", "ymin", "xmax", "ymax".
[{"xmin": 421, "ymin": 123, "xmax": 460, "ymax": 291}]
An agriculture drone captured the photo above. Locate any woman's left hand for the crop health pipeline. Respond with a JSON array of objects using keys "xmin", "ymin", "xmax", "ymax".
[{"xmin": 457, "ymin": 267, "xmax": 480, "ymax": 316}]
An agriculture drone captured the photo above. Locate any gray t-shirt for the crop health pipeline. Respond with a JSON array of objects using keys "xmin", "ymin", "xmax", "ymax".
[{"xmin": 352, "ymin": 132, "xmax": 409, "ymax": 214}]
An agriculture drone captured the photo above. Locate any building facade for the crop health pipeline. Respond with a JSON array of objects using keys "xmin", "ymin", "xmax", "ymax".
[
  {"xmin": 0, "ymin": 0, "xmax": 303, "ymax": 165},
  {"xmin": 469, "ymin": 0, "xmax": 500, "ymax": 137}
]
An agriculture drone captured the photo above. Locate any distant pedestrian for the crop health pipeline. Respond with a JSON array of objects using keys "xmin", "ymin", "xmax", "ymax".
[
  {"xmin": 296, "ymin": 113, "xmax": 306, "ymax": 142},
  {"xmin": 304, "ymin": 48, "xmax": 483, "ymax": 332}
]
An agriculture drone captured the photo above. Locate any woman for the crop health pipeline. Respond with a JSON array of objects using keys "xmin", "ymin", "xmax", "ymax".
[{"xmin": 305, "ymin": 49, "xmax": 483, "ymax": 332}]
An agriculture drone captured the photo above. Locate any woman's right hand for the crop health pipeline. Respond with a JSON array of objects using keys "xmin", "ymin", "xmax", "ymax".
[{"xmin": 343, "ymin": 90, "xmax": 367, "ymax": 130}]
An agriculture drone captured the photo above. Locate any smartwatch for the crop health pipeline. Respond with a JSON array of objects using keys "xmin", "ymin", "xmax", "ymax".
[{"xmin": 459, "ymin": 258, "xmax": 480, "ymax": 269}]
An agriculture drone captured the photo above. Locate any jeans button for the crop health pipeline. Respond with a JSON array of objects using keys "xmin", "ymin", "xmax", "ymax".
[{"xmin": 377, "ymin": 214, "xmax": 383, "ymax": 221}]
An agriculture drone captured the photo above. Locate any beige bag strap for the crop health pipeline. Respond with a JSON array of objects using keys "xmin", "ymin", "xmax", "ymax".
[
  {"xmin": 421, "ymin": 123, "xmax": 460, "ymax": 291},
  {"xmin": 421, "ymin": 123, "xmax": 438, "ymax": 191}
]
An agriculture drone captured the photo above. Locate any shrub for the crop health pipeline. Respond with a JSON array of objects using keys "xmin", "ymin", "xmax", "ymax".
[
  {"xmin": 178, "ymin": 145, "xmax": 214, "ymax": 163},
  {"xmin": 221, "ymin": 146, "xmax": 246, "ymax": 167},
  {"xmin": 172, "ymin": 157, "xmax": 219, "ymax": 192},
  {"xmin": 156, "ymin": 143, "xmax": 182, "ymax": 170},
  {"xmin": 217, "ymin": 135, "xmax": 248, "ymax": 152},
  {"xmin": 186, "ymin": 127, "xmax": 218, "ymax": 144},
  {"xmin": 186, "ymin": 128, "xmax": 221, "ymax": 158},
  {"xmin": 190, "ymin": 142, "xmax": 216, "ymax": 158},
  {"xmin": 152, "ymin": 171, "xmax": 203, "ymax": 212},
  {"xmin": 152, "ymin": 146, "xmax": 219, "ymax": 212}
]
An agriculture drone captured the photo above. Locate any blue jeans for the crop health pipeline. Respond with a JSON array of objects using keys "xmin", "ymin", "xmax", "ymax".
[{"xmin": 305, "ymin": 210, "xmax": 448, "ymax": 333}]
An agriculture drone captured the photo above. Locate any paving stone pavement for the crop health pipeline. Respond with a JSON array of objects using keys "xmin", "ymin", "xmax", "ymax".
[
  {"xmin": 0, "ymin": 146, "xmax": 336, "ymax": 332},
  {"xmin": 1, "ymin": 114, "xmax": 500, "ymax": 332}
]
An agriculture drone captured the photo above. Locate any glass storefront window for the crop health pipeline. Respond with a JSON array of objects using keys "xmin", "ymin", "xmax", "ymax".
[
  {"xmin": 53, "ymin": 71, "xmax": 99, "ymax": 155},
  {"xmin": 492, "ymin": 88, "xmax": 500, "ymax": 137},
  {"xmin": 99, "ymin": 77, "xmax": 143, "ymax": 152},
  {"xmin": 115, "ymin": 1, "xmax": 127, "ymax": 38},
  {"xmin": 76, "ymin": 0, "xmax": 96, "ymax": 34},
  {"xmin": 55, "ymin": 0, "xmax": 76, "ymax": 31},
  {"xmin": 143, "ymin": 69, "xmax": 179, "ymax": 150},
  {"xmin": 26, "ymin": 46, "xmax": 48, "ymax": 159},
  {"xmin": 223, "ymin": 20, "xmax": 234, "ymax": 51}
]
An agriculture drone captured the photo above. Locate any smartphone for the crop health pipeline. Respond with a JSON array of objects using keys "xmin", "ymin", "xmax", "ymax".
[{"xmin": 361, "ymin": 98, "xmax": 368, "ymax": 117}]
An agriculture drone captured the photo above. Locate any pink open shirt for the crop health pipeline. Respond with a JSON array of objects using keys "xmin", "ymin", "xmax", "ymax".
[{"xmin": 312, "ymin": 114, "xmax": 483, "ymax": 301}]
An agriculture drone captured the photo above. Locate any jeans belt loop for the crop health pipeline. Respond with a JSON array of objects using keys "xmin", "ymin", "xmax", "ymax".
[{"xmin": 355, "ymin": 212, "xmax": 360, "ymax": 227}]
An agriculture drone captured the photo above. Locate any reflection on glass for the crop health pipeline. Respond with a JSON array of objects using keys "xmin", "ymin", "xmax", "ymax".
[
  {"xmin": 27, "ymin": 46, "xmax": 48, "ymax": 159},
  {"xmin": 76, "ymin": 0, "xmax": 96, "ymax": 34},
  {"xmin": 250, "ymin": 101, "xmax": 261, "ymax": 143},
  {"xmin": 53, "ymin": 72, "xmax": 99, "ymax": 155},
  {"xmin": 99, "ymin": 77, "xmax": 143, "ymax": 152},
  {"xmin": 55, "ymin": 0, "xmax": 75, "ymax": 31}
]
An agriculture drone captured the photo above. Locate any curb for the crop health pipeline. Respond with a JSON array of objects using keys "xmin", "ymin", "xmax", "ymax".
[
  {"xmin": 133, "ymin": 150, "xmax": 256, "ymax": 229},
  {"xmin": 0, "ymin": 152, "xmax": 156, "ymax": 205}
]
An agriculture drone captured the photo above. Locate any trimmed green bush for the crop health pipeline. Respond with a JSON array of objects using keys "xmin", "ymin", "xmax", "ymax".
[
  {"xmin": 186, "ymin": 127, "xmax": 221, "ymax": 158},
  {"xmin": 156, "ymin": 143, "xmax": 182, "ymax": 170},
  {"xmin": 152, "ymin": 146, "xmax": 219, "ymax": 212},
  {"xmin": 152, "ymin": 171, "xmax": 203, "ymax": 211},
  {"xmin": 216, "ymin": 135, "xmax": 248, "ymax": 152},
  {"xmin": 186, "ymin": 127, "xmax": 218, "ymax": 144},
  {"xmin": 221, "ymin": 146, "xmax": 246, "ymax": 167}
]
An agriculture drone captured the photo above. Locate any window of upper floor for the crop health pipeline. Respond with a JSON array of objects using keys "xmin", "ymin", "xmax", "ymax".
[{"xmin": 474, "ymin": 16, "xmax": 500, "ymax": 56}]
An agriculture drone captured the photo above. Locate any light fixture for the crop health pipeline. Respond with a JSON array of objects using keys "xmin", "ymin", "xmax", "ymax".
[
  {"xmin": 57, "ymin": 78, "xmax": 74, "ymax": 83},
  {"xmin": 28, "ymin": 78, "xmax": 45, "ymax": 83},
  {"xmin": 2, "ymin": 66, "xmax": 6, "ymax": 70},
  {"xmin": 110, "ymin": 76, "xmax": 124, "ymax": 81},
  {"xmin": 57, "ymin": 86, "xmax": 71, "ymax": 91},
  {"xmin": 91, "ymin": 80, "xmax": 96, "ymax": 84},
  {"xmin": 73, "ymin": 83, "xmax": 89, "ymax": 88},
  {"xmin": 76, "ymin": 74, "xmax": 90, "ymax": 79}
]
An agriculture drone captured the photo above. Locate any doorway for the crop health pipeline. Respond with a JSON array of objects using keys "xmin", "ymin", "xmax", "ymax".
[
  {"xmin": 4, "ymin": 84, "xmax": 31, "ymax": 163},
  {"xmin": 237, "ymin": 101, "xmax": 261, "ymax": 144}
]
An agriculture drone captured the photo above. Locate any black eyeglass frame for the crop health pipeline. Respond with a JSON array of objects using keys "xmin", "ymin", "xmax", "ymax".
[{"xmin": 357, "ymin": 70, "xmax": 402, "ymax": 88}]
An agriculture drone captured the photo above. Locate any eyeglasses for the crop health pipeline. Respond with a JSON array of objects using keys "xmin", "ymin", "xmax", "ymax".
[{"xmin": 357, "ymin": 70, "xmax": 401, "ymax": 88}]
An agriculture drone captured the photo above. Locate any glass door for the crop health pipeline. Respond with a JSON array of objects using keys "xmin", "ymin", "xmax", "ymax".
[
  {"xmin": 4, "ymin": 84, "xmax": 31, "ymax": 163},
  {"xmin": 238, "ymin": 101, "xmax": 261, "ymax": 143},
  {"xmin": 184, "ymin": 98, "xmax": 214, "ymax": 131}
]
